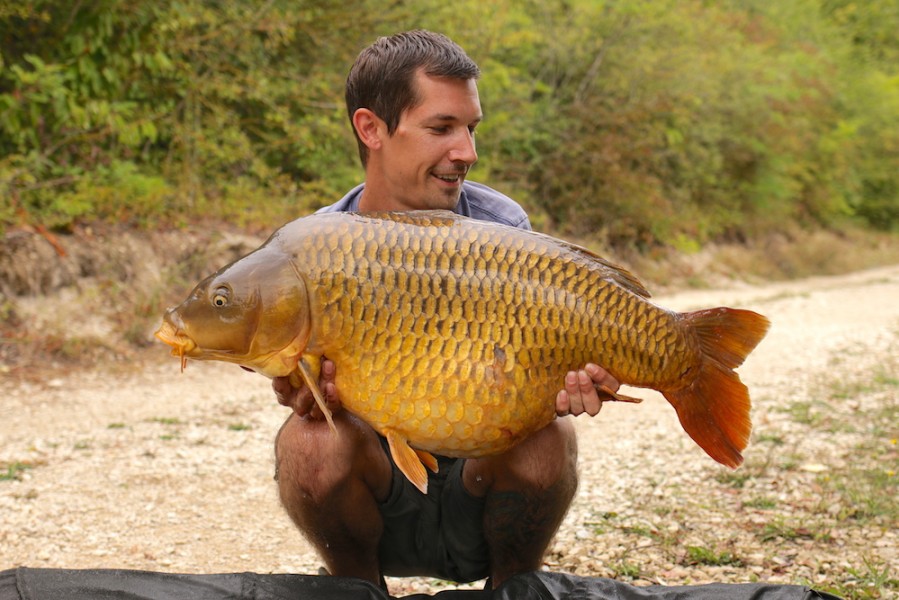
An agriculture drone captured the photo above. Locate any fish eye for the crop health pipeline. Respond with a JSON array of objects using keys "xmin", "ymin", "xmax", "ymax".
[{"xmin": 212, "ymin": 286, "xmax": 230, "ymax": 307}]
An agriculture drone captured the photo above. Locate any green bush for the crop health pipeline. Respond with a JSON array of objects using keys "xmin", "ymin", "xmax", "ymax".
[{"xmin": 1, "ymin": 0, "xmax": 897, "ymax": 244}]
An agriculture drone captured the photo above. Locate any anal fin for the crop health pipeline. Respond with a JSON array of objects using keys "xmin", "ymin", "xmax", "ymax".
[{"xmin": 385, "ymin": 430, "xmax": 429, "ymax": 494}]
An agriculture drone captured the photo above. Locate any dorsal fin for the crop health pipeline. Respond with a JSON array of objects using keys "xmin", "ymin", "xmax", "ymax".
[{"xmin": 563, "ymin": 243, "xmax": 651, "ymax": 298}]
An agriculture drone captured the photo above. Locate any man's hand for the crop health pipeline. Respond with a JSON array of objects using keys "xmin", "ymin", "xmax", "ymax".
[
  {"xmin": 555, "ymin": 363, "xmax": 619, "ymax": 417},
  {"xmin": 272, "ymin": 358, "xmax": 341, "ymax": 420}
]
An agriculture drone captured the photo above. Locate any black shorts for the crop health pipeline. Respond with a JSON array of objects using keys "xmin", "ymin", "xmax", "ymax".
[{"xmin": 375, "ymin": 437, "xmax": 489, "ymax": 583}]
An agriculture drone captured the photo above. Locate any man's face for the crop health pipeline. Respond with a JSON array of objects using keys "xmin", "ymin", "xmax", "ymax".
[{"xmin": 367, "ymin": 71, "xmax": 482, "ymax": 211}]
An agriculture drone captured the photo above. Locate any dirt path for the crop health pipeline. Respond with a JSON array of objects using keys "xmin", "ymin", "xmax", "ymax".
[{"xmin": 2, "ymin": 264, "xmax": 897, "ymax": 597}]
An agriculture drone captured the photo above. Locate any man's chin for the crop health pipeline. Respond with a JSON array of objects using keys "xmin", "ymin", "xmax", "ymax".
[{"xmin": 433, "ymin": 185, "xmax": 463, "ymax": 208}]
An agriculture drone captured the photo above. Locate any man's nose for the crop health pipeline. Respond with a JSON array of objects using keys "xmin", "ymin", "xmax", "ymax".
[{"xmin": 448, "ymin": 129, "xmax": 478, "ymax": 165}]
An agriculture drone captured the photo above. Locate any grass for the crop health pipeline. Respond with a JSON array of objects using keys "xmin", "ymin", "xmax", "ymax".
[
  {"xmin": 826, "ymin": 467, "xmax": 898, "ymax": 523},
  {"xmin": 813, "ymin": 358, "xmax": 898, "ymax": 527},
  {"xmin": 845, "ymin": 558, "xmax": 898, "ymax": 598},
  {"xmin": 757, "ymin": 517, "xmax": 820, "ymax": 543},
  {"xmin": 742, "ymin": 496, "xmax": 778, "ymax": 510},
  {"xmin": 714, "ymin": 450, "xmax": 775, "ymax": 488},
  {"xmin": 613, "ymin": 560, "xmax": 643, "ymax": 580},
  {"xmin": 0, "ymin": 462, "xmax": 34, "ymax": 482},
  {"xmin": 714, "ymin": 469, "xmax": 754, "ymax": 489},
  {"xmin": 684, "ymin": 545, "xmax": 743, "ymax": 567},
  {"xmin": 145, "ymin": 416, "xmax": 187, "ymax": 441},
  {"xmin": 825, "ymin": 364, "xmax": 899, "ymax": 402},
  {"xmin": 149, "ymin": 417, "xmax": 184, "ymax": 425},
  {"xmin": 813, "ymin": 557, "xmax": 899, "ymax": 600},
  {"xmin": 783, "ymin": 400, "xmax": 829, "ymax": 427}
]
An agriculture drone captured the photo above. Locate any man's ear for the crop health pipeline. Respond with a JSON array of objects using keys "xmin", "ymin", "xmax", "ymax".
[{"xmin": 352, "ymin": 108, "xmax": 385, "ymax": 152}]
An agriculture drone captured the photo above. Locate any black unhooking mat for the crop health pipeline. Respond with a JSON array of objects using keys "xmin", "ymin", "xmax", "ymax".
[{"xmin": 1, "ymin": 568, "xmax": 842, "ymax": 600}]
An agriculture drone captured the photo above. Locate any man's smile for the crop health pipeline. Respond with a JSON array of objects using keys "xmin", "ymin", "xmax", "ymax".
[
  {"xmin": 433, "ymin": 173, "xmax": 462, "ymax": 183},
  {"xmin": 431, "ymin": 165, "xmax": 469, "ymax": 185}
]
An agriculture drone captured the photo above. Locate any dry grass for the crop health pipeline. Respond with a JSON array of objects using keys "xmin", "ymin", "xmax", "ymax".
[{"xmin": 626, "ymin": 226, "xmax": 899, "ymax": 291}]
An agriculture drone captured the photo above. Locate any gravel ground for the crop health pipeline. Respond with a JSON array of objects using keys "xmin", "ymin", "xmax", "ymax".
[{"xmin": 1, "ymin": 264, "xmax": 897, "ymax": 599}]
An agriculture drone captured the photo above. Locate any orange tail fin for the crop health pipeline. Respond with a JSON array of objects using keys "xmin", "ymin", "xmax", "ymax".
[{"xmin": 665, "ymin": 308, "xmax": 771, "ymax": 468}]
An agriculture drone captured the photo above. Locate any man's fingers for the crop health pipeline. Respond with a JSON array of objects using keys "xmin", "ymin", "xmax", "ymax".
[
  {"xmin": 296, "ymin": 386, "xmax": 317, "ymax": 417},
  {"xmin": 556, "ymin": 389, "xmax": 571, "ymax": 416},
  {"xmin": 576, "ymin": 369, "xmax": 603, "ymax": 416},
  {"xmin": 272, "ymin": 376, "xmax": 296, "ymax": 408},
  {"xmin": 271, "ymin": 358, "xmax": 341, "ymax": 420},
  {"xmin": 557, "ymin": 365, "xmax": 618, "ymax": 418},
  {"xmin": 557, "ymin": 370, "xmax": 600, "ymax": 417},
  {"xmin": 322, "ymin": 381, "xmax": 339, "ymax": 405},
  {"xmin": 272, "ymin": 374, "xmax": 317, "ymax": 416},
  {"xmin": 585, "ymin": 363, "xmax": 620, "ymax": 399},
  {"xmin": 321, "ymin": 359, "xmax": 336, "ymax": 381},
  {"xmin": 305, "ymin": 360, "xmax": 343, "ymax": 420}
]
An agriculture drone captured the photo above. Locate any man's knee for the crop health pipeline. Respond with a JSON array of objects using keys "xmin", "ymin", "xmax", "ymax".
[
  {"xmin": 518, "ymin": 418, "xmax": 578, "ymax": 490},
  {"xmin": 276, "ymin": 414, "xmax": 346, "ymax": 497},
  {"xmin": 464, "ymin": 418, "xmax": 578, "ymax": 497},
  {"xmin": 274, "ymin": 413, "xmax": 391, "ymax": 504}
]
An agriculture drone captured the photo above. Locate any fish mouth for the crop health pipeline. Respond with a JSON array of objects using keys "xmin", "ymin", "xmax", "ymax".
[{"xmin": 154, "ymin": 321, "xmax": 197, "ymax": 373}]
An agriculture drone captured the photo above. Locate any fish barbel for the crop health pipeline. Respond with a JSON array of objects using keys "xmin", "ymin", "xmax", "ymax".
[{"xmin": 155, "ymin": 210, "xmax": 770, "ymax": 493}]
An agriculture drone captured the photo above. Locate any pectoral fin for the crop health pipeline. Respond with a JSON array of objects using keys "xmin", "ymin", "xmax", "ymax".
[
  {"xmin": 385, "ymin": 430, "xmax": 430, "ymax": 494},
  {"xmin": 294, "ymin": 355, "xmax": 338, "ymax": 436}
]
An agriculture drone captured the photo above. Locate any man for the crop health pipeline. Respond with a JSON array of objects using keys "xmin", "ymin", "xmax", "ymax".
[{"xmin": 272, "ymin": 30, "xmax": 620, "ymax": 590}]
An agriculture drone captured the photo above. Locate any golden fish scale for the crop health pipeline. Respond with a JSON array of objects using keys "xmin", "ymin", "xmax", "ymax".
[{"xmin": 295, "ymin": 213, "xmax": 696, "ymax": 457}]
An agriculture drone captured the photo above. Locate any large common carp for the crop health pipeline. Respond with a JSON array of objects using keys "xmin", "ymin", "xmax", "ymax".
[{"xmin": 155, "ymin": 211, "xmax": 770, "ymax": 493}]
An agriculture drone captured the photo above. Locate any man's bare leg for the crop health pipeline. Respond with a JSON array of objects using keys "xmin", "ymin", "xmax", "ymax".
[
  {"xmin": 462, "ymin": 418, "xmax": 579, "ymax": 588},
  {"xmin": 275, "ymin": 411, "xmax": 393, "ymax": 585}
]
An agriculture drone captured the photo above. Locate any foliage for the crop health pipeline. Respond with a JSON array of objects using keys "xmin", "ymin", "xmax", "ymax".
[
  {"xmin": 1, "ymin": 0, "xmax": 897, "ymax": 246},
  {"xmin": 0, "ymin": 0, "xmax": 375, "ymax": 229},
  {"xmin": 479, "ymin": 0, "xmax": 899, "ymax": 246}
]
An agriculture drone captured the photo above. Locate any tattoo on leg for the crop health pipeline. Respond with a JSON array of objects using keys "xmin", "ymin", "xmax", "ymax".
[{"xmin": 483, "ymin": 479, "xmax": 576, "ymax": 575}]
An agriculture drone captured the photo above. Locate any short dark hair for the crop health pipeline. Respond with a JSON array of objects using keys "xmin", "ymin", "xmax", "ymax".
[{"xmin": 345, "ymin": 30, "xmax": 481, "ymax": 165}]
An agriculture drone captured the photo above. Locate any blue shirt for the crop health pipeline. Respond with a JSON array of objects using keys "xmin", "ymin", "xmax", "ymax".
[{"xmin": 317, "ymin": 181, "xmax": 532, "ymax": 231}]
